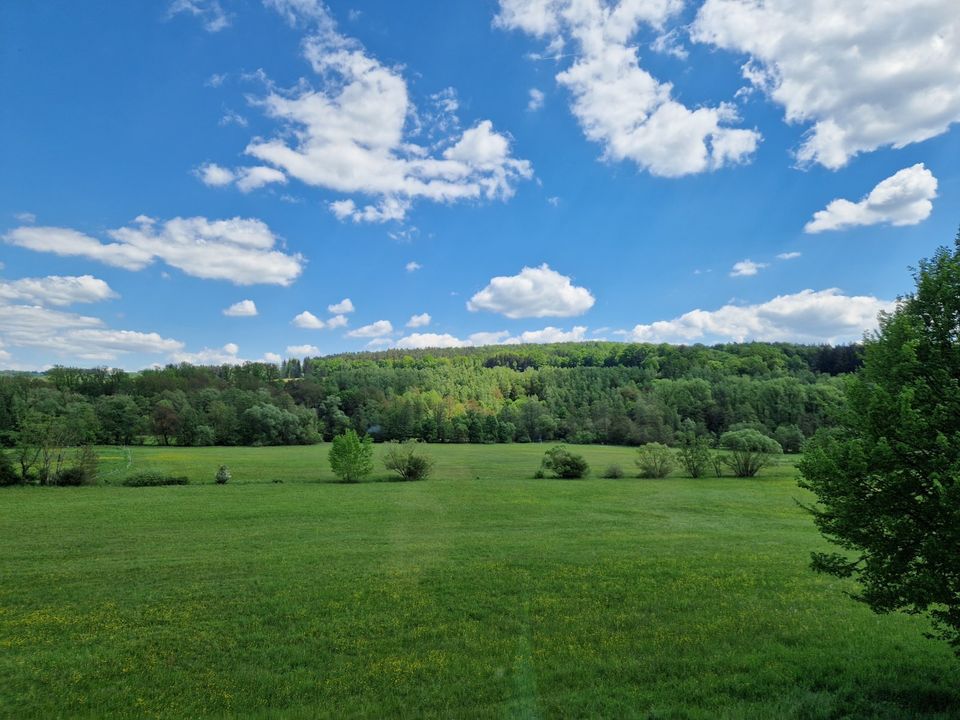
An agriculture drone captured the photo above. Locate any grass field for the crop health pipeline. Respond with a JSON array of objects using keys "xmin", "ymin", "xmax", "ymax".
[{"xmin": 2, "ymin": 444, "xmax": 958, "ymax": 718}]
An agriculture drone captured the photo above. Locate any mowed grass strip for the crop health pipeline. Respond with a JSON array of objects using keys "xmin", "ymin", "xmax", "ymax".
[{"xmin": 1, "ymin": 444, "xmax": 958, "ymax": 719}]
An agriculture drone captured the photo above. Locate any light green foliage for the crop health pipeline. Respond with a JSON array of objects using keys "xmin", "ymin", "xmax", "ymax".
[
  {"xmin": 1, "ymin": 444, "xmax": 957, "ymax": 718},
  {"xmin": 382, "ymin": 440, "xmax": 434, "ymax": 481},
  {"xmin": 677, "ymin": 435, "xmax": 711, "ymax": 478},
  {"xmin": 539, "ymin": 445, "xmax": 590, "ymax": 479},
  {"xmin": 328, "ymin": 430, "xmax": 374, "ymax": 483},
  {"xmin": 635, "ymin": 442, "xmax": 674, "ymax": 478},
  {"xmin": 800, "ymin": 236, "xmax": 960, "ymax": 654},
  {"xmin": 720, "ymin": 429, "xmax": 782, "ymax": 477}
]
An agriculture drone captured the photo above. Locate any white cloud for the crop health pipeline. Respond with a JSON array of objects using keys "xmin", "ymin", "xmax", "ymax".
[
  {"xmin": 326, "ymin": 314, "xmax": 348, "ymax": 329},
  {"xmin": 777, "ymin": 251, "xmax": 801, "ymax": 260},
  {"xmin": 219, "ymin": 109, "xmax": 248, "ymax": 127},
  {"xmin": 496, "ymin": 0, "xmax": 760, "ymax": 177},
  {"xmin": 0, "ymin": 275, "xmax": 117, "ymax": 307},
  {"xmin": 406, "ymin": 312, "xmax": 431, "ymax": 328},
  {"xmin": 197, "ymin": 163, "xmax": 287, "ymax": 192},
  {"xmin": 0, "ymin": 303, "xmax": 183, "ymax": 362},
  {"xmin": 286, "ymin": 343, "xmax": 320, "ymax": 356},
  {"xmin": 168, "ymin": 0, "xmax": 230, "ymax": 32},
  {"xmin": 692, "ymin": 1, "xmax": 960, "ymax": 168},
  {"xmin": 504, "ymin": 325, "xmax": 588, "ymax": 344},
  {"xmin": 293, "ymin": 310, "xmax": 325, "ymax": 329},
  {"xmin": 396, "ymin": 333, "xmax": 467, "ymax": 349},
  {"xmin": 263, "ymin": 352, "xmax": 282, "ymax": 364},
  {"xmin": 468, "ymin": 330, "xmax": 512, "ymax": 346},
  {"xmin": 468, "ymin": 263, "xmax": 595, "ymax": 318},
  {"xmin": 212, "ymin": 4, "xmax": 532, "ymax": 222},
  {"xmin": 223, "ymin": 299, "xmax": 258, "ymax": 317},
  {"xmin": 625, "ymin": 288, "xmax": 893, "ymax": 344},
  {"xmin": 4, "ymin": 216, "xmax": 304, "ymax": 286},
  {"xmin": 805, "ymin": 163, "xmax": 938, "ymax": 233},
  {"xmin": 205, "ymin": 73, "xmax": 227, "ymax": 88},
  {"xmin": 328, "ymin": 298, "xmax": 355, "ymax": 314},
  {"xmin": 527, "ymin": 87, "xmax": 545, "ymax": 111},
  {"xmin": 346, "ymin": 320, "xmax": 393, "ymax": 338},
  {"xmin": 14, "ymin": 212, "xmax": 36, "ymax": 224},
  {"xmin": 730, "ymin": 259, "xmax": 768, "ymax": 277},
  {"xmin": 172, "ymin": 343, "xmax": 244, "ymax": 365},
  {"xmin": 405, "ymin": 261, "xmax": 422, "ymax": 272}
]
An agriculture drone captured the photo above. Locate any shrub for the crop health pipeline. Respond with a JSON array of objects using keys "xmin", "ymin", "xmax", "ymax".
[
  {"xmin": 52, "ymin": 466, "xmax": 89, "ymax": 486},
  {"xmin": 710, "ymin": 453, "xmax": 726, "ymax": 478},
  {"xmin": 533, "ymin": 468, "xmax": 546, "ymax": 479},
  {"xmin": 382, "ymin": 441, "xmax": 434, "ymax": 481},
  {"xmin": 720, "ymin": 429, "xmax": 783, "ymax": 477},
  {"xmin": 215, "ymin": 464, "xmax": 231, "ymax": 484},
  {"xmin": 123, "ymin": 471, "xmax": 189, "ymax": 487},
  {"xmin": 601, "ymin": 464, "xmax": 625, "ymax": 479},
  {"xmin": 635, "ymin": 442, "xmax": 674, "ymax": 478},
  {"xmin": 539, "ymin": 445, "xmax": 589, "ymax": 479},
  {"xmin": 774, "ymin": 424, "xmax": 805, "ymax": 454},
  {"xmin": 328, "ymin": 429, "xmax": 374, "ymax": 483},
  {"xmin": 0, "ymin": 451, "xmax": 21, "ymax": 486},
  {"xmin": 677, "ymin": 436, "xmax": 711, "ymax": 478}
]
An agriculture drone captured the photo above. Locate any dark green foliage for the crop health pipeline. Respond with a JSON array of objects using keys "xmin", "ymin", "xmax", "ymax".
[
  {"xmin": 382, "ymin": 441, "xmax": 434, "ymax": 481},
  {"xmin": 52, "ymin": 466, "xmax": 88, "ymax": 486},
  {"xmin": 601, "ymin": 463, "xmax": 625, "ymax": 479},
  {"xmin": 677, "ymin": 435, "xmax": 711, "ymax": 478},
  {"xmin": 635, "ymin": 442, "xmax": 674, "ymax": 478},
  {"xmin": 122, "ymin": 471, "xmax": 189, "ymax": 487},
  {"xmin": 328, "ymin": 430, "xmax": 374, "ymax": 483},
  {"xmin": 0, "ymin": 342, "xmax": 854, "ymax": 450},
  {"xmin": 774, "ymin": 424, "xmax": 805, "ymax": 454},
  {"xmin": 215, "ymin": 464, "xmax": 231, "ymax": 484},
  {"xmin": 539, "ymin": 445, "xmax": 589, "ymax": 479},
  {"xmin": 721, "ymin": 430, "xmax": 782, "ymax": 477},
  {"xmin": 0, "ymin": 451, "xmax": 20, "ymax": 486},
  {"xmin": 799, "ymin": 236, "xmax": 960, "ymax": 654}
]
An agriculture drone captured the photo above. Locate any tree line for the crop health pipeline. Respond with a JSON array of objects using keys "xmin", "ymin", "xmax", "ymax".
[{"xmin": 0, "ymin": 342, "xmax": 859, "ymax": 471}]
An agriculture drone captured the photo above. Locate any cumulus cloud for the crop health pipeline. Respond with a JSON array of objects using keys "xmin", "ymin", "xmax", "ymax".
[
  {"xmin": 167, "ymin": 0, "xmax": 230, "ymax": 32},
  {"xmin": 286, "ymin": 343, "xmax": 320, "ymax": 356},
  {"xmin": 730, "ymin": 259, "xmax": 768, "ymax": 277},
  {"xmin": 0, "ymin": 303, "xmax": 183, "ymax": 363},
  {"xmin": 328, "ymin": 298, "xmax": 355, "ymax": 314},
  {"xmin": 14, "ymin": 212, "xmax": 36, "ymax": 224},
  {"xmin": 346, "ymin": 320, "xmax": 393, "ymax": 338},
  {"xmin": 468, "ymin": 263, "xmax": 594, "ymax": 318},
  {"xmin": 692, "ymin": 1, "xmax": 960, "ymax": 168},
  {"xmin": 4, "ymin": 216, "xmax": 303, "ymax": 286},
  {"xmin": 805, "ymin": 164, "xmax": 938, "ymax": 233},
  {"xmin": 396, "ymin": 333, "xmax": 467, "ymax": 349},
  {"xmin": 223, "ymin": 299, "xmax": 258, "ymax": 317},
  {"xmin": 0, "ymin": 275, "xmax": 117, "ymax": 307},
  {"xmin": 393, "ymin": 325, "xmax": 588, "ymax": 349},
  {"xmin": 196, "ymin": 163, "xmax": 287, "ymax": 192},
  {"xmin": 496, "ymin": 0, "xmax": 760, "ymax": 177},
  {"xmin": 625, "ymin": 288, "xmax": 893, "ymax": 344},
  {"xmin": 207, "ymin": 3, "xmax": 531, "ymax": 221},
  {"xmin": 292, "ymin": 310, "xmax": 325, "ymax": 329},
  {"xmin": 172, "ymin": 343, "xmax": 243, "ymax": 365},
  {"xmin": 326, "ymin": 314, "xmax": 348, "ymax": 329},
  {"xmin": 405, "ymin": 261, "xmax": 422, "ymax": 272},
  {"xmin": 406, "ymin": 312, "xmax": 431, "ymax": 328},
  {"xmin": 263, "ymin": 352, "xmax": 282, "ymax": 364},
  {"xmin": 527, "ymin": 88, "xmax": 545, "ymax": 111}
]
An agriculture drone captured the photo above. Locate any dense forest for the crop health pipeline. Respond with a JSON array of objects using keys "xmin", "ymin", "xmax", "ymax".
[{"xmin": 0, "ymin": 342, "xmax": 860, "ymax": 455}]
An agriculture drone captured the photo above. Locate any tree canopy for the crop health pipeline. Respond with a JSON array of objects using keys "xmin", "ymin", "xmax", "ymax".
[{"xmin": 799, "ymin": 234, "xmax": 960, "ymax": 653}]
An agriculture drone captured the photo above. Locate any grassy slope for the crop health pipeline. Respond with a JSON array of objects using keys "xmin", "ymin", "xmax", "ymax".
[{"xmin": 1, "ymin": 444, "xmax": 958, "ymax": 719}]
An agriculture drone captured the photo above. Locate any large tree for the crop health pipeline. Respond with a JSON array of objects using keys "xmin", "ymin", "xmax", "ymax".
[{"xmin": 799, "ymin": 234, "xmax": 960, "ymax": 653}]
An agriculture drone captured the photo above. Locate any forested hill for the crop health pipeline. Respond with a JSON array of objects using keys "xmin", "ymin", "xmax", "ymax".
[{"xmin": 0, "ymin": 342, "xmax": 861, "ymax": 449}]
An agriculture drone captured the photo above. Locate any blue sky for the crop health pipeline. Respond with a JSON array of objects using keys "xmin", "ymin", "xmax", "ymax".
[{"xmin": 1, "ymin": 0, "xmax": 958, "ymax": 369}]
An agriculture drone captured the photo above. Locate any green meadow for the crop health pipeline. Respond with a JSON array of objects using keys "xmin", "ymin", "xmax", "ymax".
[{"xmin": 2, "ymin": 444, "xmax": 958, "ymax": 718}]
